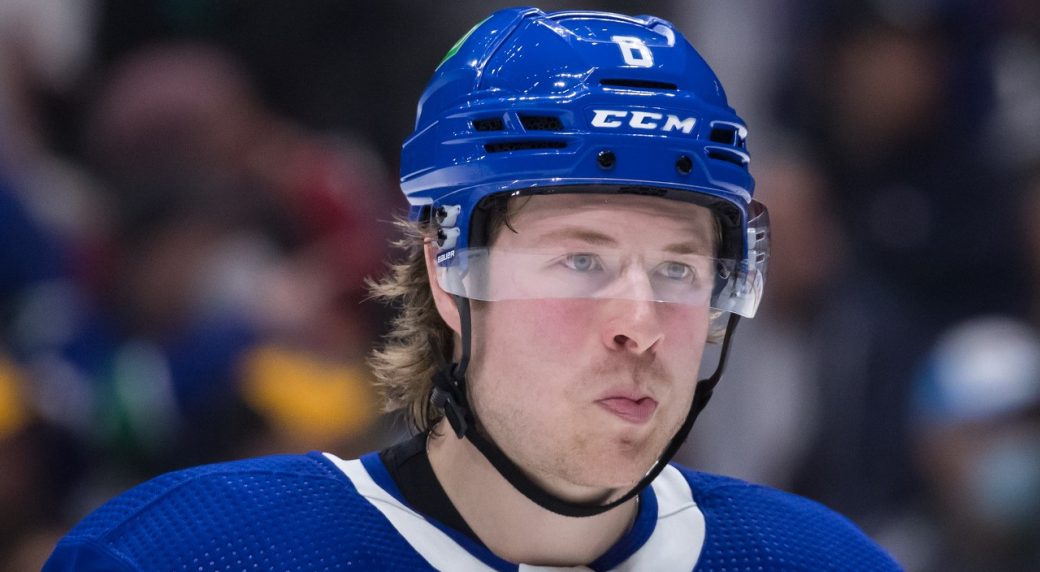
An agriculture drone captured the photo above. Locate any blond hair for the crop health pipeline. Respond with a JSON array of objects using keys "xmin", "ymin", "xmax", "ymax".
[{"xmin": 366, "ymin": 219, "xmax": 453, "ymax": 433}]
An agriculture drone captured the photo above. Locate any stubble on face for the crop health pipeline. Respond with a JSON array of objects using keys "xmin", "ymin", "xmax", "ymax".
[{"xmin": 467, "ymin": 299, "xmax": 700, "ymax": 499}]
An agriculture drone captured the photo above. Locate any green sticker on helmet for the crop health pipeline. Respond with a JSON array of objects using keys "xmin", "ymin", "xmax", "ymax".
[{"xmin": 437, "ymin": 17, "xmax": 490, "ymax": 69}]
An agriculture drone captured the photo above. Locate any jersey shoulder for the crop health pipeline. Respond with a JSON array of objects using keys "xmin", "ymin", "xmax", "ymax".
[
  {"xmin": 675, "ymin": 466, "xmax": 903, "ymax": 571},
  {"xmin": 45, "ymin": 453, "xmax": 432, "ymax": 571}
]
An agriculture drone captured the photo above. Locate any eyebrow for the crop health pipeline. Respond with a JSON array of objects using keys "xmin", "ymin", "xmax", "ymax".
[
  {"xmin": 662, "ymin": 241, "xmax": 711, "ymax": 255},
  {"xmin": 534, "ymin": 227, "xmax": 619, "ymax": 247},
  {"xmin": 531, "ymin": 227, "xmax": 712, "ymax": 254}
]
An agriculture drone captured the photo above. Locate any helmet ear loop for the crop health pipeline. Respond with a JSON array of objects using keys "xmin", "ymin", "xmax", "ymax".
[{"xmin": 430, "ymin": 294, "xmax": 475, "ymax": 439}]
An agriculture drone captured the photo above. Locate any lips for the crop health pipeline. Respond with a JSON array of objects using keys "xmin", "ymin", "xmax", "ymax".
[{"xmin": 597, "ymin": 396, "xmax": 658, "ymax": 424}]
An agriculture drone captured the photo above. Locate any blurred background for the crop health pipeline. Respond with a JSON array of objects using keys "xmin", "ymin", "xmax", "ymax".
[{"xmin": 0, "ymin": 0, "xmax": 1038, "ymax": 570}]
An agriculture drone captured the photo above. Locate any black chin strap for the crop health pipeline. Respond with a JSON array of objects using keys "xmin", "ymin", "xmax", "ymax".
[{"xmin": 431, "ymin": 297, "xmax": 741, "ymax": 518}]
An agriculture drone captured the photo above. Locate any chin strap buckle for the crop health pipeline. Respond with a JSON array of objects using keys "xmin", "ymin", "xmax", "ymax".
[{"xmin": 431, "ymin": 365, "xmax": 470, "ymax": 438}]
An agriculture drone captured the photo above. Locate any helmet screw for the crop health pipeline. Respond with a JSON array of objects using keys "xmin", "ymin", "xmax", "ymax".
[
  {"xmin": 676, "ymin": 155, "xmax": 693, "ymax": 175},
  {"xmin": 596, "ymin": 150, "xmax": 616, "ymax": 170}
]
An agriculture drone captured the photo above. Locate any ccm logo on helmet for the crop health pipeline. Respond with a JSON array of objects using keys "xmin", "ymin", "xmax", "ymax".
[{"xmin": 590, "ymin": 109, "xmax": 697, "ymax": 134}]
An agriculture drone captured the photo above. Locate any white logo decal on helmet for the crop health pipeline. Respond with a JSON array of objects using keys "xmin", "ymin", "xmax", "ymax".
[
  {"xmin": 611, "ymin": 35, "xmax": 654, "ymax": 67},
  {"xmin": 590, "ymin": 109, "xmax": 697, "ymax": 133}
]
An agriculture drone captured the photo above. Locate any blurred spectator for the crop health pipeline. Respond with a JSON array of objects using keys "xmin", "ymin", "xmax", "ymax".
[
  {"xmin": 68, "ymin": 41, "xmax": 394, "ymax": 470},
  {"xmin": 86, "ymin": 42, "xmax": 392, "ymax": 317},
  {"xmin": 883, "ymin": 163, "xmax": 1040, "ymax": 571},
  {"xmin": 1, "ymin": 37, "xmax": 398, "ymax": 567},
  {"xmin": 777, "ymin": 0, "xmax": 1021, "ymax": 324},
  {"xmin": 900, "ymin": 317, "xmax": 1040, "ymax": 571}
]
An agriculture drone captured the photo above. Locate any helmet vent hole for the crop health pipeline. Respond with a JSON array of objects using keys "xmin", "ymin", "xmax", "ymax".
[
  {"xmin": 709, "ymin": 127, "xmax": 738, "ymax": 145},
  {"xmin": 484, "ymin": 141, "xmax": 567, "ymax": 153},
  {"xmin": 600, "ymin": 79, "xmax": 678, "ymax": 91},
  {"xmin": 709, "ymin": 124, "xmax": 747, "ymax": 148},
  {"xmin": 472, "ymin": 117, "xmax": 506, "ymax": 131},
  {"xmin": 707, "ymin": 148, "xmax": 749, "ymax": 169},
  {"xmin": 519, "ymin": 115, "xmax": 564, "ymax": 131}
]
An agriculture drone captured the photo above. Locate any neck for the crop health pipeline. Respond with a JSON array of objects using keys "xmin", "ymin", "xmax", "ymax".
[{"xmin": 426, "ymin": 420, "xmax": 638, "ymax": 566}]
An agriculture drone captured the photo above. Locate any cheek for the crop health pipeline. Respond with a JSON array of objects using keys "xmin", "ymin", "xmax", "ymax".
[
  {"xmin": 660, "ymin": 305, "xmax": 711, "ymax": 351},
  {"xmin": 469, "ymin": 301, "xmax": 593, "ymax": 422},
  {"xmin": 652, "ymin": 308, "xmax": 712, "ymax": 399},
  {"xmin": 478, "ymin": 300, "xmax": 596, "ymax": 353},
  {"xmin": 470, "ymin": 301, "xmax": 598, "ymax": 408}
]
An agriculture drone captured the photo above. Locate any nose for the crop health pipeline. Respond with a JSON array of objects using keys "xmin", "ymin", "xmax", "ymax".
[{"xmin": 599, "ymin": 270, "xmax": 665, "ymax": 354}]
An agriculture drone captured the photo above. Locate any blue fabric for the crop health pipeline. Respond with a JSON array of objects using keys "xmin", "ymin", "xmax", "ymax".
[
  {"xmin": 46, "ymin": 452, "xmax": 433, "ymax": 571},
  {"xmin": 45, "ymin": 454, "xmax": 902, "ymax": 571},
  {"xmin": 681, "ymin": 468, "xmax": 903, "ymax": 571}
]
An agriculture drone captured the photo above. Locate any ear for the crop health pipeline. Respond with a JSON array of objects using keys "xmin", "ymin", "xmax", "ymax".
[{"xmin": 424, "ymin": 242, "xmax": 463, "ymax": 335}]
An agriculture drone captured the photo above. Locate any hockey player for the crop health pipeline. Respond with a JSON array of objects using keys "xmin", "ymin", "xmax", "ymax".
[{"xmin": 46, "ymin": 8, "xmax": 901, "ymax": 570}]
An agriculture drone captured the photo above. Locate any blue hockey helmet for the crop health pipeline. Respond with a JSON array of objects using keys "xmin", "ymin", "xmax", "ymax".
[{"xmin": 401, "ymin": 7, "xmax": 768, "ymax": 318}]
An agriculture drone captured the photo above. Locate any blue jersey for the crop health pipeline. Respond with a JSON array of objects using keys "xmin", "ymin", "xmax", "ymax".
[{"xmin": 45, "ymin": 451, "xmax": 901, "ymax": 571}]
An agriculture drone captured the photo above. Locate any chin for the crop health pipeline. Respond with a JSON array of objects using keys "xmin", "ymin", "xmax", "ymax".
[
  {"xmin": 568, "ymin": 445, "xmax": 661, "ymax": 490},
  {"xmin": 601, "ymin": 428, "xmax": 681, "ymax": 483}
]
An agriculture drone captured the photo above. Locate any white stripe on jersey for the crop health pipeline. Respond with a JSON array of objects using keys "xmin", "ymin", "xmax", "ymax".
[
  {"xmin": 616, "ymin": 464, "xmax": 704, "ymax": 571},
  {"xmin": 328, "ymin": 453, "xmax": 491, "ymax": 571}
]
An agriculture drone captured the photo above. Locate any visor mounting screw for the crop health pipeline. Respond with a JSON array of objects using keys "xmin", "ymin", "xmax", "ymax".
[
  {"xmin": 435, "ymin": 204, "xmax": 461, "ymax": 227},
  {"xmin": 676, "ymin": 155, "xmax": 693, "ymax": 175},
  {"xmin": 597, "ymin": 150, "xmax": 616, "ymax": 170}
]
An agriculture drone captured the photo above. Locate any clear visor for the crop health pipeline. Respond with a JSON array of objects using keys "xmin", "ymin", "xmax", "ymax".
[{"xmin": 436, "ymin": 245, "xmax": 766, "ymax": 318}]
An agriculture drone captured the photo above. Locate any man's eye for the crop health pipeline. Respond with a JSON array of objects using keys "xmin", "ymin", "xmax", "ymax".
[
  {"xmin": 659, "ymin": 262, "xmax": 693, "ymax": 281},
  {"xmin": 562, "ymin": 254, "xmax": 601, "ymax": 272}
]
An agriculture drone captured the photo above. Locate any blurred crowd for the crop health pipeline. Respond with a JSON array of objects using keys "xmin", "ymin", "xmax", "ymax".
[{"xmin": 0, "ymin": 1, "xmax": 1037, "ymax": 570}]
